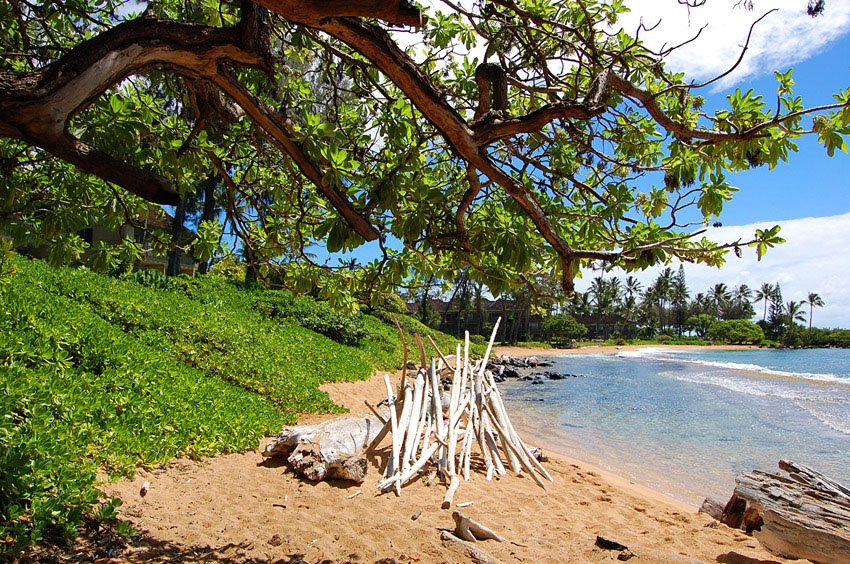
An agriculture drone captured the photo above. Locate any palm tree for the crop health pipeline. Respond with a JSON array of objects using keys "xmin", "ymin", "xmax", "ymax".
[
  {"xmin": 653, "ymin": 268, "xmax": 673, "ymax": 332},
  {"xmin": 753, "ymin": 282, "xmax": 776, "ymax": 321},
  {"xmin": 786, "ymin": 300, "xmax": 807, "ymax": 326},
  {"xmin": 625, "ymin": 276, "xmax": 642, "ymax": 302},
  {"xmin": 709, "ymin": 283, "xmax": 732, "ymax": 319},
  {"xmin": 669, "ymin": 267, "xmax": 690, "ymax": 335},
  {"xmin": 806, "ymin": 292, "xmax": 825, "ymax": 330}
]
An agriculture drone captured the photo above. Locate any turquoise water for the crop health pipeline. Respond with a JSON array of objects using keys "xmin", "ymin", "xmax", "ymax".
[{"xmin": 501, "ymin": 347, "xmax": 850, "ymax": 505}]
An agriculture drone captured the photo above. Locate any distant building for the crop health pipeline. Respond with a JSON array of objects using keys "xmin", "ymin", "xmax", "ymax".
[
  {"xmin": 408, "ymin": 297, "xmax": 547, "ymax": 340},
  {"xmin": 79, "ymin": 207, "xmax": 198, "ymax": 275},
  {"xmin": 20, "ymin": 207, "xmax": 197, "ymax": 275},
  {"xmin": 573, "ymin": 313, "xmax": 634, "ymax": 340}
]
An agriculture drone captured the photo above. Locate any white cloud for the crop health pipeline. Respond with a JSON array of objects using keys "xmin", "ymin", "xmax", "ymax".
[
  {"xmin": 618, "ymin": 1, "xmax": 850, "ymax": 89},
  {"xmin": 576, "ymin": 213, "xmax": 850, "ymax": 328}
]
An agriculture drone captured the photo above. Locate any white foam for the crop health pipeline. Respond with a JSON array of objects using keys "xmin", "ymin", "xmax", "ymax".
[
  {"xmin": 796, "ymin": 401, "xmax": 850, "ymax": 436},
  {"xmin": 617, "ymin": 348, "xmax": 847, "ymax": 383}
]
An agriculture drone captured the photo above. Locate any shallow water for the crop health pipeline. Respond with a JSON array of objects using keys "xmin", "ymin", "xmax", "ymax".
[{"xmin": 501, "ymin": 347, "xmax": 850, "ymax": 505}]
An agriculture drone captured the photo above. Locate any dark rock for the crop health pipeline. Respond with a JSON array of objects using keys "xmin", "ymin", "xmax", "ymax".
[{"xmin": 503, "ymin": 368, "xmax": 521, "ymax": 379}]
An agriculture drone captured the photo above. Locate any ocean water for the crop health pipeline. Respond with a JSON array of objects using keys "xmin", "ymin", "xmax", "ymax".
[{"xmin": 501, "ymin": 347, "xmax": 850, "ymax": 505}]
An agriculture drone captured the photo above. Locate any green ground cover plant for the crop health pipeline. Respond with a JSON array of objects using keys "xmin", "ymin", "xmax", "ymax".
[{"xmin": 0, "ymin": 256, "xmax": 462, "ymax": 555}]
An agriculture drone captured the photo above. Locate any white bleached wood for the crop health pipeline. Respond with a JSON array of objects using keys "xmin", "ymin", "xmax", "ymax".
[
  {"xmin": 483, "ymin": 402, "xmax": 546, "ymax": 489},
  {"xmin": 442, "ymin": 474, "xmax": 461, "ymax": 509},
  {"xmin": 462, "ymin": 405, "xmax": 475, "ymax": 480},
  {"xmin": 429, "ymin": 359, "xmax": 446, "ymax": 474},
  {"xmin": 383, "ymin": 373, "xmax": 401, "ymax": 480},
  {"xmin": 402, "ymin": 374, "xmax": 425, "ymax": 470},
  {"xmin": 410, "ymin": 375, "xmax": 431, "ymax": 458},
  {"xmin": 378, "ymin": 442, "xmax": 440, "ymax": 491}
]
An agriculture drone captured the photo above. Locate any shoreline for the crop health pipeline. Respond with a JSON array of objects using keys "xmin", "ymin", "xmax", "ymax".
[
  {"xmin": 103, "ymin": 358, "xmax": 798, "ymax": 562},
  {"xmin": 492, "ymin": 342, "xmax": 758, "ymax": 508},
  {"xmin": 493, "ymin": 343, "xmax": 760, "ymax": 357}
]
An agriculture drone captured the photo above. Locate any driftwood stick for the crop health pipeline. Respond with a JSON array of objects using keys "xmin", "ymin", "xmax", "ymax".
[
  {"xmin": 410, "ymin": 375, "xmax": 431, "ymax": 458},
  {"xmin": 452, "ymin": 510, "xmax": 505, "ymax": 542},
  {"xmin": 392, "ymin": 317, "xmax": 408, "ymax": 372},
  {"xmin": 427, "ymin": 334, "xmax": 455, "ymax": 372},
  {"xmin": 487, "ymin": 379, "xmax": 553, "ymax": 483},
  {"xmin": 462, "ymin": 405, "xmax": 475, "ymax": 481},
  {"xmin": 484, "ymin": 424, "xmax": 507, "ymax": 476},
  {"xmin": 440, "ymin": 530, "xmax": 494, "ymax": 563},
  {"xmin": 366, "ymin": 416, "xmax": 392, "ymax": 452},
  {"xmin": 442, "ymin": 474, "xmax": 461, "ymax": 509},
  {"xmin": 364, "ymin": 400, "xmax": 387, "ymax": 425},
  {"xmin": 403, "ymin": 374, "xmax": 425, "ymax": 470},
  {"xmin": 484, "ymin": 403, "xmax": 546, "ymax": 489},
  {"xmin": 378, "ymin": 442, "xmax": 441, "ymax": 491},
  {"xmin": 484, "ymin": 387, "xmax": 521, "ymax": 473},
  {"xmin": 383, "ymin": 373, "xmax": 401, "ymax": 480},
  {"xmin": 477, "ymin": 317, "xmax": 501, "ymax": 376},
  {"xmin": 414, "ymin": 332, "xmax": 427, "ymax": 369},
  {"xmin": 429, "ymin": 359, "xmax": 446, "ymax": 473}
]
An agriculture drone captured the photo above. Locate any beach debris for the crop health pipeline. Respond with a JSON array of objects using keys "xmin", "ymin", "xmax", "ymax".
[
  {"xmin": 139, "ymin": 480, "xmax": 150, "ymax": 497},
  {"xmin": 411, "ymin": 508, "xmax": 422, "ymax": 521},
  {"xmin": 440, "ymin": 530, "xmax": 494, "ymax": 564},
  {"xmin": 698, "ymin": 497, "xmax": 725, "ymax": 521},
  {"xmin": 262, "ymin": 416, "xmax": 383, "ymax": 483},
  {"xmin": 717, "ymin": 460, "xmax": 850, "ymax": 564},
  {"xmin": 452, "ymin": 510, "xmax": 505, "ymax": 542},
  {"xmin": 595, "ymin": 535, "xmax": 636, "ymax": 561},
  {"xmin": 373, "ymin": 319, "xmax": 553, "ymax": 505},
  {"xmin": 456, "ymin": 501, "xmax": 474, "ymax": 508}
]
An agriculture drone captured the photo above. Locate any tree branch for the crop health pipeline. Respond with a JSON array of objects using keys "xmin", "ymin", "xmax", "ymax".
[
  {"xmin": 473, "ymin": 101, "xmax": 606, "ymax": 145},
  {"xmin": 253, "ymin": 0, "xmax": 424, "ymax": 28},
  {"xmin": 0, "ymin": 8, "xmax": 378, "ymax": 238}
]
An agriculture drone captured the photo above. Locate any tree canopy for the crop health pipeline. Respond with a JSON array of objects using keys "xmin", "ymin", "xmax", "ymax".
[{"xmin": 1, "ymin": 0, "xmax": 848, "ymax": 306}]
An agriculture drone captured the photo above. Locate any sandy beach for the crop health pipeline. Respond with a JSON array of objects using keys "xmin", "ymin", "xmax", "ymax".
[{"xmin": 101, "ymin": 344, "xmax": 801, "ymax": 563}]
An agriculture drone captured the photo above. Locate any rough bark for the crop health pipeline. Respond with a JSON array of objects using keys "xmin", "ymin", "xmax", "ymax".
[
  {"xmin": 262, "ymin": 416, "xmax": 383, "ymax": 483},
  {"xmin": 718, "ymin": 460, "xmax": 850, "ymax": 564}
]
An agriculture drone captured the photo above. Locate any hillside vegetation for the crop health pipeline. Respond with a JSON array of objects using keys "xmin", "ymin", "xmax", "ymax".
[{"xmin": 0, "ymin": 256, "xmax": 462, "ymax": 555}]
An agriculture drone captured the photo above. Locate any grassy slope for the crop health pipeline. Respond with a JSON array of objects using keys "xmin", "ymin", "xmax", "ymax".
[{"xmin": 0, "ymin": 256, "xmax": 461, "ymax": 553}]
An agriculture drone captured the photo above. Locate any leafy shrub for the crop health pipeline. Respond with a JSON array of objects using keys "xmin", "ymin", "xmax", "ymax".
[
  {"xmin": 0, "ymin": 263, "xmax": 287, "ymax": 554},
  {"xmin": 252, "ymin": 294, "xmax": 367, "ymax": 345},
  {"xmin": 121, "ymin": 268, "xmax": 179, "ymax": 291},
  {"xmin": 685, "ymin": 314, "xmax": 716, "ymax": 337},
  {"xmin": 707, "ymin": 319, "xmax": 764, "ymax": 344},
  {"xmin": 469, "ymin": 334, "xmax": 488, "ymax": 345},
  {"xmin": 208, "ymin": 255, "xmax": 246, "ymax": 280},
  {"xmin": 369, "ymin": 292, "xmax": 409, "ymax": 315},
  {"xmin": 542, "ymin": 314, "xmax": 587, "ymax": 346}
]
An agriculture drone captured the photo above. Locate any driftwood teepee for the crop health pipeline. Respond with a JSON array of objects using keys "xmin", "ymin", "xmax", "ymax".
[{"xmin": 375, "ymin": 319, "xmax": 553, "ymax": 506}]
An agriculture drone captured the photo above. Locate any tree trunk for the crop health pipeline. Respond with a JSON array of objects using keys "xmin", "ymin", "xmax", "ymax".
[
  {"xmin": 166, "ymin": 196, "xmax": 186, "ymax": 277},
  {"xmin": 197, "ymin": 174, "xmax": 217, "ymax": 275}
]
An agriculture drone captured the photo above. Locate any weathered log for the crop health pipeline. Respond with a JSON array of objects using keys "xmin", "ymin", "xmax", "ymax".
[
  {"xmin": 262, "ymin": 416, "xmax": 383, "ymax": 483},
  {"xmin": 719, "ymin": 460, "xmax": 850, "ymax": 564},
  {"xmin": 288, "ymin": 442, "xmax": 367, "ymax": 483}
]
